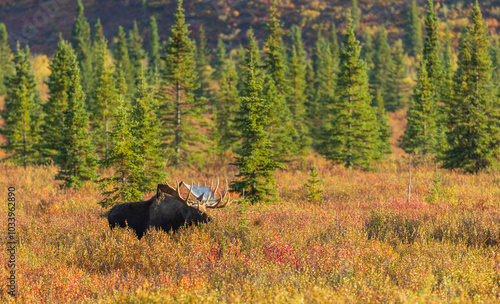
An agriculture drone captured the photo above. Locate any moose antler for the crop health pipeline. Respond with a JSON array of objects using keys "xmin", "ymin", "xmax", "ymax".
[{"xmin": 160, "ymin": 178, "xmax": 232, "ymax": 211}]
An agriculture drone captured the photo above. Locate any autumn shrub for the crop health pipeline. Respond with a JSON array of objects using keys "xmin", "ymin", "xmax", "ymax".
[{"xmin": 365, "ymin": 209, "xmax": 422, "ymax": 244}]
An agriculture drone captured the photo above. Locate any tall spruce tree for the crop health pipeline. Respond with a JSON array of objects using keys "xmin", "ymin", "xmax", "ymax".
[
  {"xmin": 71, "ymin": 0, "xmax": 93, "ymax": 94},
  {"xmin": 371, "ymin": 26, "xmax": 393, "ymax": 103},
  {"xmin": 114, "ymin": 26, "xmax": 133, "ymax": 92},
  {"xmin": 405, "ymin": 0, "xmax": 423, "ymax": 56},
  {"xmin": 288, "ymin": 26, "xmax": 311, "ymax": 154},
  {"xmin": 213, "ymin": 37, "xmax": 227, "ymax": 82},
  {"xmin": 42, "ymin": 37, "xmax": 75, "ymax": 161},
  {"xmin": 319, "ymin": 19, "xmax": 380, "ymax": 169},
  {"xmin": 128, "ymin": 21, "xmax": 146, "ymax": 77},
  {"xmin": 386, "ymin": 39, "xmax": 409, "ymax": 111},
  {"xmin": 196, "ymin": 25, "xmax": 212, "ymax": 98},
  {"xmin": 214, "ymin": 46, "xmax": 239, "ymax": 154},
  {"xmin": 423, "ymin": 0, "xmax": 442, "ymax": 89},
  {"xmin": 99, "ymin": 97, "xmax": 143, "ymax": 207},
  {"xmin": 130, "ymin": 67, "xmax": 165, "ymax": 192},
  {"xmin": 56, "ymin": 53, "xmax": 97, "ymax": 188},
  {"xmin": 264, "ymin": 1, "xmax": 299, "ymax": 158},
  {"xmin": 148, "ymin": 16, "xmax": 161, "ymax": 84},
  {"xmin": 231, "ymin": 36, "xmax": 283, "ymax": 203},
  {"xmin": 361, "ymin": 28, "xmax": 375, "ymax": 71},
  {"xmin": 161, "ymin": 0, "xmax": 207, "ymax": 166},
  {"xmin": 374, "ymin": 90, "xmax": 392, "ymax": 158},
  {"xmin": 351, "ymin": 0, "xmax": 361, "ymax": 30},
  {"xmin": 0, "ymin": 23, "xmax": 13, "ymax": 95},
  {"xmin": 442, "ymin": 24, "xmax": 455, "ymax": 105},
  {"xmin": 402, "ymin": 60, "xmax": 439, "ymax": 155},
  {"xmin": 443, "ymin": 2, "xmax": 500, "ymax": 173},
  {"xmin": 91, "ymin": 25, "xmax": 118, "ymax": 159},
  {"xmin": 491, "ymin": 37, "xmax": 500, "ymax": 99},
  {"xmin": 1, "ymin": 45, "xmax": 42, "ymax": 167}
]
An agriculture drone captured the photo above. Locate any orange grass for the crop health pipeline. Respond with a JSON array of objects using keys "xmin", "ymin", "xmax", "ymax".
[{"xmin": 1, "ymin": 152, "xmax": 500, "ymax": 303}]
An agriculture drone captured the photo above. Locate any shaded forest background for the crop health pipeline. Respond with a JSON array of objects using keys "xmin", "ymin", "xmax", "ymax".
[{"xmin": 1, "ymin": 0, "xmax": 500, "ymax": 54}]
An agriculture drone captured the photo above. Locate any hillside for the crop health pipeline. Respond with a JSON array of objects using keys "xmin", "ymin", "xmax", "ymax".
[{"xmin": 1, "ymin": 0, "xmax": 499, "ymax": 54}]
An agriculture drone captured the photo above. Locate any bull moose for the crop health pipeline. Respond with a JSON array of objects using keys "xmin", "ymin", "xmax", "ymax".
[{"xmin": 107, "ymin": 179, "xmax": 232, "ymax": 238}]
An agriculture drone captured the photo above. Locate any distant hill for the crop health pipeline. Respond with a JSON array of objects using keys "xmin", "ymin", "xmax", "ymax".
[{"xmin": 0, "ymin": 0, "xmax": 499, "ymax": 55}]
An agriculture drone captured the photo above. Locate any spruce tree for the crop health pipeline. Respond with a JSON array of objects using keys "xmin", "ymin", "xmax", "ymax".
[
  {"xmin": 442, "ymin": 25, "xmax": 455, "ymax": 105},
  {"xmin": 71, "ymin": 0, "xmax": 93, "ymax": 94},
  {"xmin": 99, "ymin": 97, "xmax": 143, "ymax": 207},
  {"xmin": 360, "ymin": 28, "xmax": 375, "ymax": 71},
  {"xmin": 231, "ymin": 37, "xmax": 283, "ymax": 203},
  {"xmin": 374, "ymin": 90, "xmax": 392, "ymax": 158},
  {"xmin": 1, "ymin": 45, "xmax": 42, "ymax": 167},
  {"xmin": 423, "ymin": 0, "xmax": 442, "ymax": 89},
  {"xmin": 56, "ymin": 53, "xmax": 97, "ymax": 188},
  {"xmin": 319, "ymin": 19, "xmax": 379, "ymax": 169},
  {"xmin": 42, "ymin": 37, "xmax": 75, "ymax": 161},
  {"xmin": 443, "ymin": 2, "xmax": 500, "ymax": 173},
  {"xmin": 0, "ymin": 23, "xmax": 13, "ymax": 95},
  {"xmin": 288, "ymin": 25, "xmax": 311, "ymax": 154},
  {"xmin": 491, "ymin": 37, "xmax": 500, "ymax": 99},
  {"xmin": 371, "ymin": 26, "xmax": 393, "ymax": 103},
  {"xmin": 214, "ymin": 49, "xmax": 239, "ymax": 154},
  {"xmin": 265, "ymin": 0, "xmax": 289, "ymax": 94},
  {"xmin": 91, "ymin": 25, "xmax": 118, "ymax": 159},
  {"xmin": 402, "ymin": 60, "xmax": 438, "ymax": 155},
  {"xmin": 161, "ymin": 0, "xmax": 207, "ymax": 166},
  {"xmin": 128, "ymin": 21, "xmax": 146, "ymax": 76},
  {"xmin": 351, "ymin": 0, "xmax": 361, "ymax": 30},
  {"xmin": 148, "ymin": 16, "xmax": 161, "ymax": 84},
  {"xmin": 386, "ymin": 39, "xmax": 408, "ymax": 111},
  {"xmin": 196, "ymin": 25, "xmax": 212, "ymax": 98},
  {"xmin": 213, "ymin": 37, "xmax": 227, "ymax": 82},
  {"xmin": 405, "ymin": 0, "xmax": 423, "ymax": 56},
  {"xmin": 130, "ymin": 67, "xmax": 165, "ymax": 192},
  {"xmin": 265, "ymin": 0, "xmax": 300, "ymax": 158},
  {"xmin": 114, "ymin": 26, "xmax": 133, "ymax": 92}
]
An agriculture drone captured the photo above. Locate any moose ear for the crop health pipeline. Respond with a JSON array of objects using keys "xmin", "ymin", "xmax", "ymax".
[{"xmin": 156, "ymin": 184, "xmax": 165, "ymax": 198}]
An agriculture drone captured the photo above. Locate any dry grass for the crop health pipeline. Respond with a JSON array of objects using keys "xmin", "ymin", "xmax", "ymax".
[{"xmin": 1, "ymin": 150, "xmax": 500, "ymax": 303}]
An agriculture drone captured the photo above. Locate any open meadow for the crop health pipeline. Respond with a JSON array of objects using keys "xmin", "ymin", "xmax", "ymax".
[{"xmin": 1, "ymin": 150, "xmax": 500, "ymax": 303}]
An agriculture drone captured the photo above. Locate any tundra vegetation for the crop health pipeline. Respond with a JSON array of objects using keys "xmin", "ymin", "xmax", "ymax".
[{"xmin": 1, "ymin": 0, "xmax": 500, "ymax": 302}]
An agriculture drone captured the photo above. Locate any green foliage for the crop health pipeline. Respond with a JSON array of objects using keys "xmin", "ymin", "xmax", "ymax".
[
  {"xmin": 288, "ymin": 26, "xmax": 311, "ymax": 154},
  {"xmin": 91, "ymin": 26, "xmax": 118, "ymax": 159},
  {"xmin": 304, "ymin": 166, "xmax": 323, "ymax": 204},
  {"xmin": 404, "ymin": 0, "xmax": 423, "ymax": 56},
  {"xmin": 423, "ymin": 0, "xmax": 443, "ymax": 89},
  {"xmin": 0, "ymin": 23, "xmax": 13, "ymax": 95},
  {"xmin": 56, "ymin": 53, "xmax": 97, "ymax": 189},
  {"xmin": 351, "ymin": 0, "xmax": 361, "ymax": 30},
  {"xmin": 374, "ymin": 90, "xmax": 392, "ymax": 159},
  {"xmin": 385, "ymin": 39, "xmax": 408, "ymax": 111},
  {"xmin": 319, "ymin": 19, "xmax": 379, "ymax": 170},
  {"xmin": 130, "ymin": 67, "xmax": 166, "ymax": 188},
  {"xmin": 114, "ymin": 26, "xmax": 133, "ymax": 93},
  {"xmin": 231, "ymin": 36, "xmax": 284, "ymax": 204},
  {"xmin": 99, "ymin": 98, "xmax": 143, "ymax": 207},
  {"xmin": 148, "ymin": 16, "xmax": 161, "ymax": 84},
  {"xmin": 264, "ymin": 0, "xmax": 289, "ymax": 94},
  {"xmin": 214, "ymin": 51, "xmax": 240, "ymax": 154},
  {"xmin": 128, "ymin": 21, "xmax": 146, "ymax": 77},
  {"xmin": 70, "ymin": 0, "xmax": 93, "ymax": 94},
  {"xmin": 196, "ymin": 25, "xmax": 212, "ymax": 98},
  {"xmin": 426, "ymin": 166, "xmax": 443, "ymax": 203},
  {"xmin": 402, "ymin": 60, "xmax": 439, "ymax": 155},
  {"xmin": 161, "ymin": 0, "xmax": 208, "ymax": 167},
  {"xmin": 1, "ymin": 44, "xmax": 42, "ymax": 167},
  {"xmin": 370, "ymin": 26, "xmax": 392, "ymax": 104},
  {"xmin": 42, "ymin": 37, "xmax": 75, "ymax": 161},
  {"xmin": 443, "ymin": 2, "xmax": 500, "ymax": 173}
]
